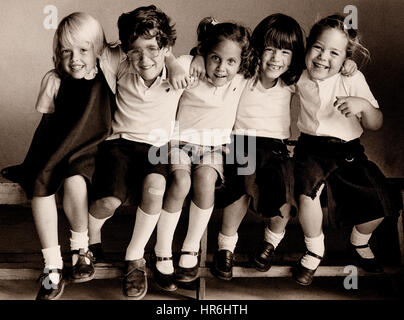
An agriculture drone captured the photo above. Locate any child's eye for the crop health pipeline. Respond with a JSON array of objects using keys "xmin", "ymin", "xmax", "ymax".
[
  {"xmin": 228, "ymin": 59, "xmax": 237, "ymax": 65},
  {"xmin": 61, "ymin": 49, "xmax": 71, "ymax": 55},
  {"xmin": 312, "ymin": 45, "xmax": 322, "ymax": 50},
  {"xmin": 210, "ymin": 55, "xmax": 220, "ymax": 62},
  {"xmin": 282, "ymin": 50, "xmax": 292, "ymax": 55},
  {"xmin": 331, "ymin": 51, "xmax": 339, "ymax": 56}
]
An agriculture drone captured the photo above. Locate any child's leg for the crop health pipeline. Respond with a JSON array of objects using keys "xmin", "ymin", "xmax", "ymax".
[
  {"xmin": 125, "ymin": 173, "xmax": 167, "ymax": 261},
  {"xmin": 155, "ymin": 169, "xmax": 191, "ymax": 275},
  {"xmin": 253, "ymin": 203, "xmax": 291, "ymax": 272},
  {"xmin": 123, "ymin": 173, "xmax": 166, "ymax": 298},
  {"xmin": 32, "ymin": 195, "xmax": 64, "ymax": 299},
  {"xmin": 350, "ymin": 217, "xmax": 384, "ymax": 272},
  {"xmin": 63, "ymin": 175, "xmax": 95, "ymax": 281},
  {"xmin": 211, "ymin": 195, "xmax": 249, "ymax": 280},
  {"xmin": 179, "ymin": 166, "xmax": 217, "ymax": 270}
]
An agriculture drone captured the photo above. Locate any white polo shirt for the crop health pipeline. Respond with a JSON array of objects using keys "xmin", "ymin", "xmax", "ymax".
[
  {"xmin": 175, "ymin": 74, "xmax": 248, "ymax": 146},
  {"xmin": 233, "ymin": 77, "xmax": 295, "ymax": 139},
  {"xmin": 108, "ymin": 55, "xmax": 193, "ymax": 147},
  {"xmin": 297, "ymin": 70, "xmax": 379, "ymax": 141}
]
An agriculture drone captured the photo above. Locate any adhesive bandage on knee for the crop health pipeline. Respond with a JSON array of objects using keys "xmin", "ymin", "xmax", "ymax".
[{"xmin": 147, "ymin": 187, "xmax": 165, "ymax": 196}]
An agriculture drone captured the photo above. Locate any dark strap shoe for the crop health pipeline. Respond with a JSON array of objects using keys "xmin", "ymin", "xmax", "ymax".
[
  {"xmin": 123, "ymin": 258, "xmax": 147, "ymax": 299},
  {"xmin": 253, "ymin": 241, "xmax": 275, "ymax": 272},
  {"xmin": 211, "ymin": 250, "xmax": 233, "ymax": 281},
  {"xmin": 151, "ymin": 254, "xmax": 177, "ymax": 292},
  {"xmin": 175, "ymin": 251, "xmax": 199, "ymax": 283},
  {"xmin": 350, "ymin": 243, "xmax": 384, "ymax": 273},
  {"xmin": 88, "ymin": 243, "xmax": 106, "ymax": 264},
  {"xmin": 71, "ymin": 248, "xmax": 95, "ymax": 283},
  {"xmin": 292, "ymin": 251, "xmax": 323, "ymax": 286},
  {"xmin": 36, "ymin": 268, "xmax": 65, "ymax": 300}
]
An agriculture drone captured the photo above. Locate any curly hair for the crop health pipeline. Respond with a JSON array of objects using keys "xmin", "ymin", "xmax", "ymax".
[
  {"xmin": 251, "ymin": 13, "xmax": 305, "ymax": 85},
  {"xmin": 196, "ymin": 17, "xmax": 255, "ymax": 78},
  {"xmin": 117, "ymin": 5, "xmax": 176, "ymax": 53}
]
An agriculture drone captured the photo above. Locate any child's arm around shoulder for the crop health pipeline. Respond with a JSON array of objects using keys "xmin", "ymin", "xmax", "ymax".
[
  {"xmin": 334, "ymin": 71, "xmax": 383, "ymax": 130},
  {"xmin": 35, "ymin": 69, "xmax": 61, "ymax": 114},
  {"xmin": 166, "ymin": 52, "xmax": 198, "ymax": 90}
]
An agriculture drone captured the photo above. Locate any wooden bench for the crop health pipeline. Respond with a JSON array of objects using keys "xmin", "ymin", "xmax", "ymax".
[{"xmin": 1, "ymin": 176, "xmax": 403, "ymax": 300}]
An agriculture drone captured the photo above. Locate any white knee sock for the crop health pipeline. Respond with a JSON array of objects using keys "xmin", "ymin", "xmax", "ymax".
[
  {"xmin": 350, "ymin": 226, "xmax": 374, "ymax": 259},
  {"xmin": 218, "ymin": 232, "xmax": 238, "ymax": 253},
  {"xmin": 42, "ymin": 245, "xmax": 63, "ymax": 284},
  {"xmin": 264, "ymin": 227, "xmax": 285, "ymax": 249},
  {"xmin": 70, "ymin": 230, "xmax": 90, "ymax": 265},
  {"xmin": 155, "ymin": 209, "xmax": 182, "ymax": 274},
  {"xmin": 301, "ymin": 233, "xmax": 325, "ymax": 270},
  {"xmin": 88, "ymin": 213, "xmax": 110, "ymax": 245},
  {"xmin": 125, "ymin": 207, "xmax": 160, "ymax": 261},
  {"xmin": 180, "ymin": 201, "xmax": 213, "ymax": 268}
]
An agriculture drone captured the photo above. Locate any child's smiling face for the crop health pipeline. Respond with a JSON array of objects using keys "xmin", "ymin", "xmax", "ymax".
[
  {"xmin": 305, "ymin": 28, "xmax": 348, "ymax": 81},
  {"xmin": 205, "ymin": 39, "xmax": 242, "ymax": 87},
  {"xmin": 60, "ymin": 41, "xmax": 97, "ymax": 79},
  {"xmin": 127, "ymin": 36, "xmax": 169, "ymax": 87},
  {"xmin": 260, "ymin": 45, "xmax": 292, "ymax": 88}
]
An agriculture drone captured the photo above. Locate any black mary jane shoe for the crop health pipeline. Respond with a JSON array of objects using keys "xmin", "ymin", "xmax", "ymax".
[
  {"xmin": 350, "ymin": 243, "xmax": 384, "ymax": 273},
  {"xmin": 71, "ymin": 248, "xmax": 95, "ymax": 283},
  {"xmin": 253, "ymin": 241, "xmax": 275, "ymax": 272},
  {"xmin": 175, "ymin": 251, "xmax": 200, "ymax": 283},
  {"xmin": 211, "ymin": 250, "xmax": 233, "ymax": 281},
  {"xmin": 151, "ymin": 255, "xmax": 178, "ymax": 292},
  {"xmin": 123, "ymin": 258, "xmax": 148, "ymax": 299},
  {"xmin": 36, "ymin": 268, "xmax": 65, "ymax": 300},
  {"xmin": 292, "ymin": 251, "xmax": 323, "ymax": 286}
]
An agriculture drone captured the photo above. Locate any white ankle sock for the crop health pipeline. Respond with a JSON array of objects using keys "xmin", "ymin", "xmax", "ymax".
[
  {"xmin": 180, "ymin": 201, "xmax": 213, "ymax": 268},
  {"xmin": 350, "ymin": 226, "xmax": 374, "ymax": 259},
  {"xmin": 218, "ymin": 232, "xmax": 238, "ymax": 253},
  {"xmin": 301, "ymin": 233, "xmax": 325, "ymax": 270},
  {"xmin": 42, "ymin": 245, "xmax": 63, "ymax": 284},
  {"xmin": 88, "ymin": 213, "xmax": 110, "ymax": 245},
  {"xmin": 125, "ymin": 207, "xmax": 160, "ymax": 261},
  {"xmin": 70, "ymin": 230, "xmax": 90, "ymax": 265},
  {"xmin": 264, "ymin": 227, "xmax": 285, "ymax": 249},
  {"xmin": 155, "ymin": 209, "xmax": 182, "ymax": 274}
]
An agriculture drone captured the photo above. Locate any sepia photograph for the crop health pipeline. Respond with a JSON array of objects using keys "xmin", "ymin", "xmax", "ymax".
[{"xmin": 0, "ymin": 0, "xmax": 403, "ymax": 315}]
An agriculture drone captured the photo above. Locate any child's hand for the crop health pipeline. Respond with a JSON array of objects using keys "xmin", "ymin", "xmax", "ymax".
[
  {"xmin": 190, "ymin": 55, "xmax": 206, "ymax": 80},
  {"xmin": 341, "ymin": 59, "xmax": 357, "ymax": 77},
  {"xmin": 334, "ymin": 96, "xmax": 368, "ymax": 117},
  {"xmin": 168, "ymin": 63, "xmax": 189, "ymax": 90}
]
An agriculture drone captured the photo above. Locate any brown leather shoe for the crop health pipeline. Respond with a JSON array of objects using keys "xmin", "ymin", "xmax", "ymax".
[
  {"xmin": 71, "ymin": 248, "xmax": 95, "ymax": 283},
  {"xmin": 123, "ymin": 258, "xmax": 147, "ymax": 299},
  {"xmin": 211, "ymin": 250, "xmax": 233, "ymax": 281},
  {"xmin": 253, "ymin": 241, "xmax": 275, "ymax": 272}
]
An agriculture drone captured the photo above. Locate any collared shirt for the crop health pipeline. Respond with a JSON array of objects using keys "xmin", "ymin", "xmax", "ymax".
[
  {"xmin": 297, "ymin": 70, "xmax": 379, "ymax": 141},
  {"xmin": 109, "ymin": 54, "xmax": 193, "ymax": 147},
  {"xmin": 233, "ymin": 77, "xmax": 295, "ymax": 139},
  {"xmin": 175, "ymin": 74, "xmax": 248, "ymax": 146}
]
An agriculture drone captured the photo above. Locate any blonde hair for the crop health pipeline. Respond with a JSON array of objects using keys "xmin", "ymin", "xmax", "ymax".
[{"xmin": 53, "ymin": 12, "xmax": 106, "ymax": 76}]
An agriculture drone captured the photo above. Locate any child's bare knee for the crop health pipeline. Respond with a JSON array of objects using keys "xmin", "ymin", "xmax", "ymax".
[{"xmin": 90, "ymin": 197, "xmax": 121, "ymax": 218}]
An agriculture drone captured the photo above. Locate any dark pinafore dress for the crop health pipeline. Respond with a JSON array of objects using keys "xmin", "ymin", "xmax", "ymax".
[{"xmin": 1, "ymin": 66, "xmax": 115, "ymax": 198}]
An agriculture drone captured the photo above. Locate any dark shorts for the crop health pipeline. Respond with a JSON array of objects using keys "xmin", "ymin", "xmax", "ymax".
[
  {"xmin": 293, "ymin": 133, "xmax": 402, "ymax": 227},
  {"xmin": 91, "ymin": 138, "xmax": 169, "ymax": 204},
  {"xmin": 216, "ymin": 135, "xmax": 297, "ymax": 218}
]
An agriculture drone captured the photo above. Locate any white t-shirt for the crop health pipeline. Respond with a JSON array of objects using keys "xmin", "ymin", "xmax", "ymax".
[
  {"xmin": 233, "ymin": 77, "xmax": 295, "ymax": 139},
  {"xmin": 175, "ymin": 74, "xmax": 248, "ymax": 146},
  {"xmin": 297, "ymin": 70, "xmax": 379, "ymax": 141},
  {"xmin": 108, "ymin": 54, "xmax": 193, "ymax": 147}
]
